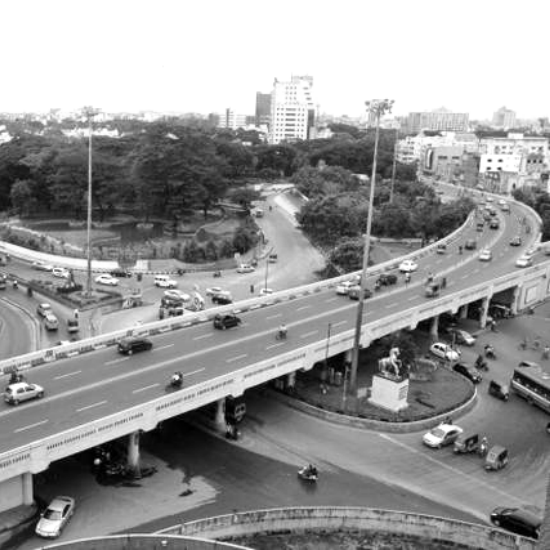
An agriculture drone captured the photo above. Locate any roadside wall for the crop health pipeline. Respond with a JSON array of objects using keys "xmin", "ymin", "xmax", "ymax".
[{"xmin": 160, "ymin": 507, "xmax": 536, "ymax": 550}]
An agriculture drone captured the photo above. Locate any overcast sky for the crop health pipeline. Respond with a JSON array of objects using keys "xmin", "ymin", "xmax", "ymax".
[{"xmin": 1, "ymin": 0, "xmax": 548, "ymax": 120}]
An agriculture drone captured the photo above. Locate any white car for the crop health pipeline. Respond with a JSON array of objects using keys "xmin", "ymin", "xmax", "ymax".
[
  {"xmin": 95, "ymin": 274, "xmax": 119, "ymax": 286},
  {"xmin": 37, "ymin": 302, "xmax": 53, "ymax": 317},
  {"xmin": 429, "ymin": 342, "xmax": 461, "ymax": 363},
  {"xmin": 398, "ymin": 260, "xmax": 418, "ymax": 273},
  {"xmin": 205, "ymin": 286, "xmax": 223, "ymax": 297},
  {"xmin": 479, "ymin": 249, "xmax": 492, "ymax": 262},
  {"xmin": 163, "ymin": 289, "xmax": 191, "ymax": 302},
  {"xmin": 515, "ymin": 255, "xmax": 533, "ymax": 268},
  {"xmin": 35, "ymin": 496, "xmax": 75, "ymax": 538},
  {"xmin": 154, "ymin": 275, "xmax": 178, "ymax": 288},
  {"xmin": 236, "ymin": 263, "xmax": 255, "ymax": 274},
  {"xmin": 31, "ymin": 260, "xmax": 53, "ymax": 271},
  {"xmin": 485, "ymin": 196, "xmax": 494, "ymax": 202},
  {"xmin": 52, "ymin": 267, "xmax": 70, "ymax": 279},
  {"xmin": 422, "ymin": 424, "xmax": 463, "ymax": 448},
  {"xmin": 5, "ymin": 382, "xmax": 45, "ymax": 405},
  {"xmin": 336, "ymin": 280, "xmax": 356, "ymax": 295}
]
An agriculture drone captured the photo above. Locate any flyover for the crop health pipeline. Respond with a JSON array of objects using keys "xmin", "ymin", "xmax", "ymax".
[{"xmin": 0, "ymin": 196, "xmax": 548, "ymax": 513}]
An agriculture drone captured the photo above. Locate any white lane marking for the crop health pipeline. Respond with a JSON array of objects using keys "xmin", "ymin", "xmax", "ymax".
[
  {"xmin": 77, "ymin": 400, "xmax": 107, "ymax": 413},
  {"xmin": 227, "ymin": 354, "xmax": 248, "ymax": 363},
  {"xmin": 193, "ymin": 334, "xmax": 213, "ymax": 341},
  {"xmin": 133, "ymin": 383, "xmax": 160, "ymax": 394},
  {"xmin": 301, "ymin": 330, "xmax": 318, "ymax": 339},
  {"xmin": 266, "ymin": 313, "xmax": 282, "ymax": 320},
  {"xmin": 183, "ymin": 368, "xmax": 205, "ymax": 378},
  {"xmin": 104, "ymin": 358, "xmax": 129, "ymax": 366},
  {"xmin": 54, "ymin": 370, "xmax": 82, "ymax": 380},
  {"xmin": 385, "ymin": 302, "xmax": 399, "ymax": 308},
  {"xmin": 296, "ymin": 305, "xmax": 311, "ymax": 311},
  {"xmin": 153, "ymin": 344, "xmax": 174, "ymax": 351},
  {"xmin": 325, "ymin": 297, "xmax": 339, "ymax": 303},
  {"xmin": 14, "ymin": 419, "xmax": 48, "ymax": 434},
  {"xmin": 266, "ymin": 342, "xmax": 285, "ymax": 350},
  {"xmin": 407, "ymin": 296, "xmax": 416, "ymax": 301},
  {"xmin": 379, "ymin": 433, "xmax": 523, "ymax": 503},
  {"xmin": 332, "ymin": 320, "xmax": 347, "ymax": 327}
]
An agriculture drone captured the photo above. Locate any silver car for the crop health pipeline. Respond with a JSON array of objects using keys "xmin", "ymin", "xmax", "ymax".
[{"xmin": 35, "ymin": 496, "xmax": 75, "ymax": 538}]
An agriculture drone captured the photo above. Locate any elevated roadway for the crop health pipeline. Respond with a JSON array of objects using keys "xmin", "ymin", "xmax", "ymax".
[{"xmin": 0, "ymin": 197, "xmax": 548, "ymax": 512}]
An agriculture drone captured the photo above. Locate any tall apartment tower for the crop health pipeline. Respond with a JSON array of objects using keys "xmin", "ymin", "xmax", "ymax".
[
  {"xmin": 492, "ymin": 106, "xmax": 516, "ymax": 129},
  {"xmin": 268, "ymin": 75, "xmax": 315, "ymax": 145},
  {"xmin": 255, "ymin": 92, "xmax": 271, "ymax": 127}
]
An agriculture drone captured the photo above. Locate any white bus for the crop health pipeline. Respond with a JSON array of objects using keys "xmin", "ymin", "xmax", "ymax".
[{"xmin": 511, "ymin": 361, "xmax": 550, "ymax": 414}]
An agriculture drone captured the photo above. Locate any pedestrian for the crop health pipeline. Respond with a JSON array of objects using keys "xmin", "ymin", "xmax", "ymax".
[
  {"xmin": 490, "ymin": 319, "xmax": 497, "ymax": 332},
  {"xmin": 405, "ymin": 273, "xmax": 411, "ymax": 285},
  {"xmin": 250, "ymin": 284, "xmax": 255, "ymax": 294},
  {"xmin": 74, "ymin": 308, "xmax": 79, "ymax": 320},
  {"xmin": 542, "ymin": 345, "xmax": 549, "ymax": 360}
]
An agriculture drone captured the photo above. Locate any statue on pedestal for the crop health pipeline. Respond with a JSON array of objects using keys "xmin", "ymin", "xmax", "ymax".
[{"xmin": 378, "ymin": 347, "xmax": 408, "ymax": 381}]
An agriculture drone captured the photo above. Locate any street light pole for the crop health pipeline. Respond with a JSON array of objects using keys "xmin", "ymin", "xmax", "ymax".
[
  {"xmin": 390, "ymin": 127, "xmax": 398, "ymax": 204},
  {"xmin": 264, "ymin": 257, "xmax": 269, "ymax": 291},
  {"xmin": 83, "ymin": 106, "xmax": 99, "ymax": 297},
  {"xmin": 349, "ymin": 99, "xmax": 394, "ymax": 394}
]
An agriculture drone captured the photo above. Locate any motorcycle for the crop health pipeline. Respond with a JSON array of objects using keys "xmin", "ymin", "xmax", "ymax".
[
  {"xmin": 213, "ymin": 270, "xmax": 222, "ymax": 278},
  {"xmin": 475, "ymin": 356, "xmax": 489, "ymax": 372},
  {"xmin": 485, "ymin": 346, "xmax": 496, "ymax": 359},
  {"xmin": 374, "ymin": 281, "xmax": 381, "ymax": 292},
  {"xmin": 275, "ymin": 330, "xmax": 287, "ymax": 341},
  {"xmin": 8, "ymin": 372, "xmax": 25, "ymax": 385},
  {"xmin": 298, "ymin": 466, "xmax": 318, "ymax": 482},
  {"xmin": 169, "ymin": 373, "xmax": 184, "ymax": 389}
]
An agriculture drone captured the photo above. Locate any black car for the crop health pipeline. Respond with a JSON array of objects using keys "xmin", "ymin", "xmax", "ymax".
[
  {"xmin": 117, "ymin": 336, "xmax": 153, "ymax": 355},
  {"xmin": 110, "ymin": 268, "xmax": 132, "ymax": 278},
  {"xmin": 490, "ymin": 507, "xmax": 541, "ymax": 539},
  {"xmin": 213, "ymin": 313, "xmax": 241, "ymax": 330},
  {"xmin": 453, "ymin": 362, "xmax": 482, "ymax": 384},
  {"xmin": 376, "ymin": 273, "xmax": 397, "ymax": 286},
  {"xmin": 212, "ymin": 294, "xmax": 233, "ymax": 305},
  {"xmin": 464, "ymin": 239, "xmax": 477, "ymax": 250},
  {"xmin": 489, "ymin": 219, "xmax": 500, "ymax": 230}
]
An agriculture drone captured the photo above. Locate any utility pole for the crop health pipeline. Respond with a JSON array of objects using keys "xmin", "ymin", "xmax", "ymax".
[{"xmin": 390, "ymin": 127, "xmax": 398, "ymax": 204}]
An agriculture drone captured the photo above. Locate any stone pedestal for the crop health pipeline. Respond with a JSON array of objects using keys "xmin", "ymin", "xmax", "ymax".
[{"xmin": 368, "ymin": 374, "xmax": 409, "ymax": 412}]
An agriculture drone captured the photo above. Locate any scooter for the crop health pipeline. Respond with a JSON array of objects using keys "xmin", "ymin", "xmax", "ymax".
[
  {"xmin": 169, "ymin": 373, "xmax": 184, "ymax": 389},
  {"xmin": 298, "ymin": 466, "xmax": 318, "ymax": 482},
  {"xmin": 485, "ymin": 346, "xmax": 496, "ymax": 359}
]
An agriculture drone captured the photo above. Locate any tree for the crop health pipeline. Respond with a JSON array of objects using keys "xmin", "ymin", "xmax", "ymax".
[
  {"xmin": 227, "ymin": 188, "xmax": 261, "ymax": 210},
  {"xmin": 10, "ymin": 180, "xmax": 35, "ymax": 216},
  {"xmin": 256, "ymin": 145, "xmax": 297, "ymax": 177},
  {"xmin": 329, "ymin": 238, "xmax": 366, "ymax": 272}
]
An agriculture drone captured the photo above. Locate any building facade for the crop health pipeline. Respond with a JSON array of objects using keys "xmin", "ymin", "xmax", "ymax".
[
  {"xmin": 218, "ymin": 109, "xmax": 249, "ymax": 130},
  {"xmin": 405, "ymin": 108, "xmax": 469, "ymax": 134},
  {"xmin": 255, "ymin": 92, "xmax": 271, "ymax": 127},
  {"xmin": 492, "ymin": 106, "xmax": 516, "ymax": 129},
  {"xmin": 268, "ymin": 75, "xmax": 315, "ymax": 145}
]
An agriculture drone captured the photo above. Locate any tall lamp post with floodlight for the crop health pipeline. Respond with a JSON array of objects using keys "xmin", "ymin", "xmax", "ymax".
[
  {"xmin": 348, "ymin": 99, "xmax": 394, "ymax": 395},
  {"xmin": 82, "ymin": 106, "xmax": 100, "ymax": 297}
]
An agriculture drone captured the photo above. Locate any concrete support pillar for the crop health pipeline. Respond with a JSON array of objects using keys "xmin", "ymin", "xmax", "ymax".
[
  {"xmin": 286, "ymin": 372, "xmax": 296, "ymax": 389},
  {"xmin": 214, "ymin": 399, "xmax": 226, "ymax": 431},
  {"xmin": 127, "ymin": 431, "xmax": 140, "ymax": 474},
  {"xmin": 511, "ymin": 286, "xmax": 521, "ymax": 315},
  {"xmin": 22, "ymin": 472, "xmax": 33, "ymax": 506},
  {"xmin": 430, "ymin": 315, "xmax": 439, "ymax": 340},
  {"xmin": 479, "ymin": 297, "xmax": 490, "ymax": 329},
  {"xmin": 459, "ymin": 304, "xmax": 468, "ymax": 320}
]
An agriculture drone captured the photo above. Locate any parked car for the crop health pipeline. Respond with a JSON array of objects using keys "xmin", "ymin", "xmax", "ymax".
[
  {"xmin": 37, "ymin": 303, "xmax": 53, "ymax": 318},
  {"xmin": 117, "ymin": 337, "xmax": 153, "ymax": 355},
  {"xmin": 446, "ymin": 328, "xmax": 476, "ymax": 346},
  {"xmin": 236, "ymin": 264, "xmax": 255, "ymax": 274},
  {"xmin": 478, "ymin": 249, "xmax": 492, "ymax": 262},
  {"xmin": 154, "ymin": 275, "xmax": 178, "ymax": 288},
  {"xmin": 35, "ymin": 496, "xmax": 76, "ymax": 538},
  {"xmin": 5, "ymin": 382, "xmax": 45, "ymax": 405},
  {"xmin": 398, "ymin": 259, "xmax": 418, "ymax": 273},
  {"xmin": 422, "ymin": 423, "xmax": 463, "ymax": 448},
  {"xmin": 95, "ymin": 274, "xmax": 119, "ymax": 286},
  {"xmin": 515, "ymin": 255, "xmax": 533, "ymax": 268},
  {"xmin": 52, "ymin": 267, "xmax": 70, "ymax": 279},
  {"xmin": 430, "ymin": 342, "xmax": 461, "ymax": 362},
  {"xmin": 31, "ymin": 260, "xmax": 54, "ymax": 271},
  {"xmin": 109, "ymin": 268, "xmax": 132, "ymax": 278},
  {"xmin": 509, "ymin": 235, "xmax": 522, "ymax": 246},
  {"xmin": 464, "ymin": 239, "xmax": 477, "ymax": 250},
  {"xmin": 453, "ymin": 362, "xmax": 482, "ymax": 383},
  {"xmin": 213, "ymin": 313, "xmax": 241, "ymax": 329},
  {"xmin": 490, "ymin": 506, "xmax": 541, "ymax": 540}
]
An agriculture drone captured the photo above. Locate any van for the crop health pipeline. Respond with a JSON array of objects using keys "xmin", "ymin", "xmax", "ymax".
[
  {"xmin": 44, "ymin": 313, "xmax": 59, "ymax": 331},
  {"xmin": 154, "ymin": 275, "xmax": 178, "ymax": 289}
]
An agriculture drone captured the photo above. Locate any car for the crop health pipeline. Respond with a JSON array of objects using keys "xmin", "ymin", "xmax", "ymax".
[
  {"xmin": 43, "ymin": 313, "xmax": 59, "ymax": 331},
  {"xmin": 109, "ymin": 268, "xmax": 132, "ymax": 278},
  {"xmin": 501, "ymin": 203, "xmax": 510, "ymax": 212},
  {"xmin": 154, "ymin": 275, "xmax": 178, "ymax": 288},
  {"xmin": 117, "ymin": 336, "xmax": 153, "ymax": 355},
  {"xmin": 479, "ymin": 249, "xmax": 492, "ymax": 262},
  {"xmin": 212, "ymin": 293, "xmax": 233, "ymax": 305},
  {"xmin": 67, "ymin": 318, "xmax": 79, "ymax": 333},
  {"xmin": 497, "ymin": 199, "xmax": 506, "ymax": 206},
  {"xmin": 464, "ymin": 239, "xmax": 477, "ymax": 250},
  {"xmin": 490, "ymin": 506, "xmax": 542, "ymax": 540},
  {"xmin": 4, "ymin": 382, "xmax": 45, "ymax": 405},
  {"xmin": 37, "ymin": 303, "xmax": 53, "ymax": 318},
  {"xmin": 336, "ymin": 280, "xmax": 357, "ymax": 295},
  {"xmin": 52, "ymin": 267, "xmax": 70, "ymax": 279},
  {"xmin": 35, "ymin": 496, "xmax": 75, "ymax": 538},
  {"xmin": 376, "ymin": 273, "xmax": 398, "ymax": 286},
  {"xmin": 429, "ymin": 342, "xmax": 461, "ymax": 362},
  {"xmin": 205, "ymin": 286, "xmax": 223, "ymax": 297},
  {"xmin": 163, "ymin": 289, "xmax": 191, "ymax": 302},
  {"xmin": 509, "ymin": 235, "xmax": 522, "ymax": 246},
  {"xmin": 485, "ymin": 196, "xmax": 494, "ymax": 202},
  {"xmin": 95, "ymin": 274, "xmax": 119, "ymax": 286},
  {"xmin": 398, "ymin": 260, "xmax": 418, "ymax": 273},
  {"xmin": 348, "ymin": 285, "xmax": 373, "ymax": 300},
  {"xmin": 236, "ymin": 263, "xmax": 255, "ymax": 274},
  {"xmin": 259, "ymin": 288, "xmax": 273, "ymax": 296},
  {"xmin": 489, "ymin": 219, "xmax": 500, "ymax": 229},
  {"xmin": 453, "ymin": 362, "xmax": 482, "ymax": 383},
  {"xmin": 31, "ymin": 260, "xmax": 53, "ymax": 271},
  {"xmin": 422, "ymin": 423, "xmax": 463, "ymax": 448},
  {"xmin": 446, "ymin": 328, "xmax": 476, "ymax": 346},
  {"xmin": 213, "ymin": 313, "xmax": 241, "ymax": 329},
  {"xmin": 515, "ymin": 255, "xmax": 533, "ymax": 268}
]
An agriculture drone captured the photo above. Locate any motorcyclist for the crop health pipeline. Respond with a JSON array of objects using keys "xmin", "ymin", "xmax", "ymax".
[
  {"xmin": 171, "ymin": 371, "xmax": 183, "ymax": 386},
  {"xmin": 305, "ymin": 464, "xmax": 318, "ymax": 477},
  {"xmin": 374, "ymin": 279, "xmax": 381, "ymax": 291},
  {"xmin": 8, "ymin": 371, "xmax": 24, "ymax": 385},
  {"xmin": 458, "ymin": 245, "xmax": 463, "ymax": 255},
  {"xmin": 480, "ymin": 437, "xmax": 489, "ymax": 456},
  {"xmin": 484, "ymin": 344, "xmax": 495, "ymax": 358},
  {"xmin": 278, "ymin": 323, "xmax": 287, "ymax": 339}
]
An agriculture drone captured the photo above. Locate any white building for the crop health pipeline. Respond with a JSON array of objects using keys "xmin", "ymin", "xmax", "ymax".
[
  {"xmin": 218, "ymin": 108, "xmax": 249, "ymax": 130},
  {"xmin": 268, "ymin": 75, "xmax": 315, "ymax": 145}
]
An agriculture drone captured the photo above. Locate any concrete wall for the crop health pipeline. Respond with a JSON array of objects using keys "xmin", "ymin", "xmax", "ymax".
[
  {"xmin": 0, "ymin": 476, "xmax": 24, "ymax": 512},
  {"xmin": 161, "ymin": 507, "xmax": 537, "ymax": 550}
]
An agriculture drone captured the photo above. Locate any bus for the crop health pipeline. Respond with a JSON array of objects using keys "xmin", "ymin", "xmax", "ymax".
[{"xmin": 510, "ymin": 361, "xmax": 550, "ymax": 414}]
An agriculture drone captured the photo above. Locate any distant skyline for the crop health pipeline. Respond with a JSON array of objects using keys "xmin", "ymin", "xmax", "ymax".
[{"xmin": 1, "ymin": 0, "xmax": 548, "ymax": 120}]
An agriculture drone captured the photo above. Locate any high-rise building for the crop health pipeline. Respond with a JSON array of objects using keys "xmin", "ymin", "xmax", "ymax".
[
  {"xmin": 218, "ymin": 108, "xmax": 249, "ymax": 130},
  {"xmin": 255, "ymin": 92, "xmax": 271, "ymax": 127},
  {"xmin": 268, "ymin": 75, "xmax": 315, "ymax": 145},
  {"xmin": 492, "ymin": 106, "xmax": 516, "ymax": 129},
  {"xmin": 405, "ymin": 108, "xmax": 469, "ymax": 134}
]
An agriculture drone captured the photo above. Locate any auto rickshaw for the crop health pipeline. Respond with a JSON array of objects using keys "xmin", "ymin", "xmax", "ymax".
[
  {"xmin": 485, "ymin": 445, "xmax": 509, "ymax": 471},
  {"xmin": 488, "ymin": 380, "xmax": 509, "ymax": 401},
  {"xmin": 453, "ymin": 433, "xmax": 480, "ymax": 454}
]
